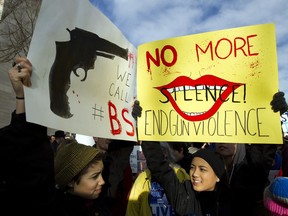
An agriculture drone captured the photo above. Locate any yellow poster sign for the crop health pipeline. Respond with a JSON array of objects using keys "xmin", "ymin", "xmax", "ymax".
[{"xmin": 137, "ymin": 23, "xmax": 282, "ymax": 144}]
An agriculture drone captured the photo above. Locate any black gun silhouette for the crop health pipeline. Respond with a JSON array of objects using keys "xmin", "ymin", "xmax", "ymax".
[{"xmin": 49, "ymin": 27, "xmax": 128, "ymax": 118}]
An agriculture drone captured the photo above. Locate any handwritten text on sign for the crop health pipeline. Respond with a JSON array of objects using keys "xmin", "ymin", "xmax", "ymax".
[{"xmin": 137, "ymin": 23, "xmax": 282, "ymax": 144}]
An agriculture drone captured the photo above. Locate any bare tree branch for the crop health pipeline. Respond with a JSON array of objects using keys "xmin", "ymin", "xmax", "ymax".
[{"xmin": 0, "ymin": 0, "xmax": 42, "ymax": 63}]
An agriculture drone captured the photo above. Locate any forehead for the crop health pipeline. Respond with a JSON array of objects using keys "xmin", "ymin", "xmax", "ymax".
[
  {"xmin": 85, "ymin": 161, "xmax": 104, "ymax": 173},
  {"xmin": 191, "ymin": 157, "xmax": 213, "ymax": 169}
]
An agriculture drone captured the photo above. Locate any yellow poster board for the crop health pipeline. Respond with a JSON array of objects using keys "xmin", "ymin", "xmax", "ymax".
[{"xmin": 137, "ymin": 23, "xmax": 282, "ymax": 144}]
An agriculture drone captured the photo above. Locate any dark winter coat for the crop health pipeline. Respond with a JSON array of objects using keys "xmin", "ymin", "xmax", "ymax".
[
  {"xmin": 225, "ymin": 144, "xmax": 277, "ymax": 216},
  {"xmin": 0, "ymin": 111, "xmax": 55, "ymax": 215},
  {"xmin": 282, "ymin": 141, "xmax": 288, "ymax": 177},
  {"xmin": 53, "ymin": 189, "xmax": 112, "ymax": 216}
]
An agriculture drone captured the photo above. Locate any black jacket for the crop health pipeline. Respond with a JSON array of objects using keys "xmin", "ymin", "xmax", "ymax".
[
  {"xmin": 0, "ymin": 111, "xmax": 55, "ymax": 215},
  {"xmin": 226, "ymin": 144, "xmax": 276, "ymax": 216},
  {"xmin": 53, "ymin": 189, "xmax": 112, "ymax": 216}
]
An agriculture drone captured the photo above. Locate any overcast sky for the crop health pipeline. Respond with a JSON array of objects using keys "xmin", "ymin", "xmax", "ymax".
[{"xmin": 91, "ymin": 0, "xmax": 288, "ymax": 99}]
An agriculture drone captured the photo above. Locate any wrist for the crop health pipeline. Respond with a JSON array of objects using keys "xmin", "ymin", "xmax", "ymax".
[{"xmin": 16, "ymin": 96, "xmax": 24, "ymax": 100}]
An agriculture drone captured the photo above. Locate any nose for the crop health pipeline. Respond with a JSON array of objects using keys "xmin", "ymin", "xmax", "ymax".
[
  {"xmin": 99, "ymin": 174, "xmax": 105, "ymax": 186},
  {"xmin": 190, "ymin": 167, "xmax": 199, "ymax": 177}
]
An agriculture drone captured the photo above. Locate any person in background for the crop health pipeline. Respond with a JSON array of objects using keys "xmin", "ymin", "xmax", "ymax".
[
  {"xmin": 49, "ymin": 134, "xmax": 56, "ymax": 144},
  {"xmin": 215, "ymin": 142, "xmax": 276, "ymax": 216},
  {"xmin": 168, "ymin": 141, "xmax": 193, "ymax": 174},
  {"xmin": 215, "ymin": 143, "xmax": 246, "ymax": 185},
  {"xmin": 212, "ymin": 91, "xmax": 288, "ymax": 216},
  {"xmin": 281, "ymin": 139, "xmax": 288, "ymax": 177},
  {"xmin": 126, "ymin": 142, "xmax": 190, "ymax": 216},
  {"xmin": 271, "ymin": 91, "xmax": 288, "ymax": 177},
  {"xmin": 268, "ymin": 144, "xmax": 283, "ymax": 181},
  {"xmin": 0, "ymin": 57, "xmax": 55, "ymax": 215},
  {"xmin": 51, "ymin": 130, "xmax": 66, "ymax": 154},
  {"xmin": 94, "ymin": 137, "xmax": 135, "ymax": 216},
  {"xmin": 93, "ymin": 137, "xmax": 111, "ymax": 152}
]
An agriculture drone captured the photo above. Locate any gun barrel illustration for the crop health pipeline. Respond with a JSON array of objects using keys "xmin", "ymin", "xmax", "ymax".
[{"xmin": 49, "ymin": 27, "xmax": 129, "ymax": 118}]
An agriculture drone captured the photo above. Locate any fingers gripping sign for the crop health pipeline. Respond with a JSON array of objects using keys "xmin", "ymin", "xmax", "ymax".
[
  {"xmin": 10, "ymin": 57, "xmax": 33, "ymax": 88},
  {"xmin": 9, "ymin": 57, "xmax": 33, "ymax": 101}
]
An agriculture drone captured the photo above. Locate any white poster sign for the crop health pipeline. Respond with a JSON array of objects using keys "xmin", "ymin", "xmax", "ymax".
[{"xmin": 26, "ymin": 0, "xmax": 137, "ymax": 141}]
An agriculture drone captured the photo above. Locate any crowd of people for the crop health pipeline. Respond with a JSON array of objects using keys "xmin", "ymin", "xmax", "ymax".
[{"xmin": 1, "ymin": 56, "xmax": 288, "ymax": 216}]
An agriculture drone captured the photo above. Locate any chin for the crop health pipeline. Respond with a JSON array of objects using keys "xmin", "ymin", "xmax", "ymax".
[{"xmin": 192, "ymin": 185, "xmax": 203, "ymax": 192}]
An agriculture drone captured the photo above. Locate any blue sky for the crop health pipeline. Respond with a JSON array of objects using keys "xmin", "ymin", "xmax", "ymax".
[{"xmin": 91, "ymin": 0, "xmax": 288, "ymax": 100}]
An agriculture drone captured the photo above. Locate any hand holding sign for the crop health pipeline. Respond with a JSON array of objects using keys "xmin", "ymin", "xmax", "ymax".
[{"xmin": 270, "ymin": 91, "xmax": 288, "ymax": 115}]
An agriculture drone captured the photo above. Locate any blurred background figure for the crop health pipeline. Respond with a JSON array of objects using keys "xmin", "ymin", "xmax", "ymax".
[
  {"xmin": 215, "ymin": 143, "xmax": 276, "ymax": 216},
  {"xmin": 168, "ymin": 142, "xmax": 193, "ymax": 174},
  {"xmin": 50, "ymin": 130, "xmax": 66, "ymax": 154},
  {"xmin": 93, "ymin": 137, "xmax": 135, "ymax": 216}
]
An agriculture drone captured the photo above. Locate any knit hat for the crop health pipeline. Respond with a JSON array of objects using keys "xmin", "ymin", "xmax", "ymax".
[
  {"xmin": 263, "ymin": 177, "xmax": 288, "ymax": 215},
  {"xmin": 192, "ymin": 148, "xmax": 225, "ymax": 178},
  {"xmin": 54, "ymin": 141, "xmax": 101, "ymax": 187}
]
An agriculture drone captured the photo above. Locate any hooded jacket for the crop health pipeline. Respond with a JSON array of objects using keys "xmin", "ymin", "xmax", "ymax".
[{"xmin": 223, "ymin": 144, "xmax": 276, "ymax": 216}]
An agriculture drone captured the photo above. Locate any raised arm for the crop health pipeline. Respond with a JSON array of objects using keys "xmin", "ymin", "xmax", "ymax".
[
  {"xmin": 8, "ymin": 57, "xmax": 32, "ymax": 114},
  {"xmin": 141, "ymin": 141, "xmax": 201, "ymax": 215},
  {"xmin": 1, "ymin": 57, "xmax": 55, "ymax": 215}
]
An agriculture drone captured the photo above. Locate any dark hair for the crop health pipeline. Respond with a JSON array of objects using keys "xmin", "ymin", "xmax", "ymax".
[
  {"xmin": 72, "ymin": 151, "xmax": 105, "ymax": 185},
  {"xmin": 192, "ymin": 142, "xmax": 206, "ymax": 149},
  {"xmin": 169, "ymin": 142, "xmax": 189, "ymax": 155}
]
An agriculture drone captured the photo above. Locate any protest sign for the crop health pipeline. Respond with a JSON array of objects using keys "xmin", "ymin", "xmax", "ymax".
[
  {"xmin": 26, "ymin": 0, "xmax": 137, "ymax": 141},
  {"xmin": 137, "ymin": 23, "xmax": 282, "ymax": 143}
]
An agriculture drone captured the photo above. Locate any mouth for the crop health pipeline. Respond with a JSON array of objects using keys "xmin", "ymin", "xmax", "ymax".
[
  {"xmin": 155, "ymin": 75, "xmax": 244, "ymax": 121},
  {"xmin": 217, "ymin": 148, "xmax": 226, "ymax": 152},
  {"xmin": 95, "ymin": 188, "xmax": 102, "ymax": 194},
  {"xmin": 192, "ymin": 178, "xmax": 201, "ymax": 186},
  {"xmin": 217, "ymin": 146, "xmax": 227, "ymax": 150}
]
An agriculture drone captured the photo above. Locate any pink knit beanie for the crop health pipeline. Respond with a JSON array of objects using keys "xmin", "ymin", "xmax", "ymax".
[{"xmin": 263, "ymin": 177, "xmax": 288, "ymax": 216}]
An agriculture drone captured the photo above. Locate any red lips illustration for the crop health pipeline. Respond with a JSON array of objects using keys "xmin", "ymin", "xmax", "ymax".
[{"xmin": 155, "ymin": 75, "xmax": 244, "ymax": 121}]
